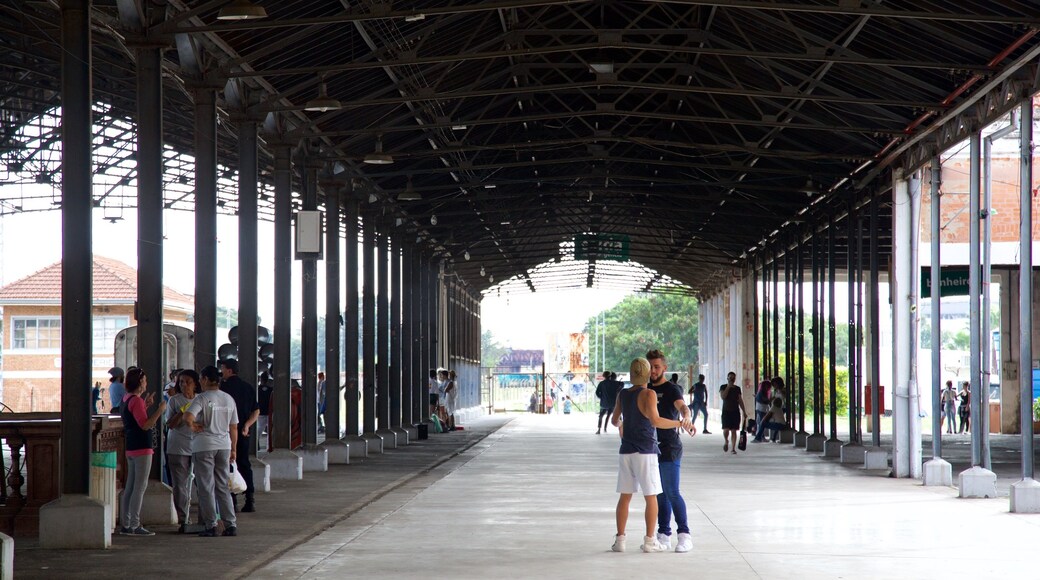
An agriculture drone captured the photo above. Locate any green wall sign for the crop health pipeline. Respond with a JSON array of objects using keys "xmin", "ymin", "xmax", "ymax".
[
  {"xmin": 921, "ymin": 266, "xmax": 969, "ymax": 299},
  {"xmin": 574, "ymin": 233, "xmax": 630, "ymax": 262}
]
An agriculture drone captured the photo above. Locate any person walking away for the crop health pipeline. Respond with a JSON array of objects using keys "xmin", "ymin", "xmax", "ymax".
[
  {"xmin": 257, "ymin": 372, "xmax": 273, "ymax": 437},
  {"xmin": 185, "ymin": 366, "xmax": 239, "ymax": 537},
  {"xmin": 720, "ymin": 372, "xmax": 746, "ymax": 454},
  {"xmin": 595, "ymin": 370, "xmax": 621, "ymax": 434},
  {"xmin": 646, "ymin": 349, "xmax": 695, "ymax": 553},
  {"xmin": 219, "ymin": 359, "xmax": 260, "ymax": 513},
  {"xmin": 941, "ymin": 380, "xmax": 958, "ymax": 434},
  {"xmin": 165, "ymin": 369, "xmax": 199, "ymax": 532},
  {"xmin": 108, "ymin": 367, "xmax": 126, "ymax": 413},
  {"xmin": 610, "ymin": 357, "xmax": 693, "ymax": 553},
  {"xmin": 688, "ymin": 374, "xmax": 710, "ymax": 434},
  {"xmin": 958, "ymin": 381, "xmax": 971, "ymax": 434},
  {"xmin": 118, "ymin": 368, "xmax": 166, "ymax": 535}
]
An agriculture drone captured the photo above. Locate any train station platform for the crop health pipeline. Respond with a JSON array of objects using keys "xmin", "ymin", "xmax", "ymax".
[{"xmin": 14, "ymin": 413, "xmax": 1040, "ymax": 579}]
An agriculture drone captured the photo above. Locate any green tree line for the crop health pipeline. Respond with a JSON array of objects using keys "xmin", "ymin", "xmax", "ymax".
[{"xmin": 584, "ymin": 293, "xmax": 699, "ymax": 374}]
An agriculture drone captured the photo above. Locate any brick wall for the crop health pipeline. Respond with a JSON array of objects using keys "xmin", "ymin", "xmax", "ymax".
[
  {"xmin": 1, "ymin": 303, "xmax": 190, "ymax": 412},
  {"xmin": 921, "ymin": 153, "xmax": 1040, "ymax": 243}
]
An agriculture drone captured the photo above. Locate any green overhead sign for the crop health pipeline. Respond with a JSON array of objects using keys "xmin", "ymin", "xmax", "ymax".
[
  {"xmin": 574, "ymin": 233, "xmax": 630, "ymax": 262},
  {"xmin": 921, "ymin": 266, "xmax": 969, "ymax": 299}
]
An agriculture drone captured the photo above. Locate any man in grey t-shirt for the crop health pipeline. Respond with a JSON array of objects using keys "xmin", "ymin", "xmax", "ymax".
[{"xmin": 185, "ymin": 365, "xmax": 239, "ymax": 537}]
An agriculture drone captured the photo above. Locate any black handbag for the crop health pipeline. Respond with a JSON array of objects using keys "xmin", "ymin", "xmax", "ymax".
[{"xmin": 737, "ymin": 423, "xmax": 748, "ymax": 451}]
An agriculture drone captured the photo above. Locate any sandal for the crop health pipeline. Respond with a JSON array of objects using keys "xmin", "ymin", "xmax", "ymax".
[{"xmin": 723, "ymin": 441, "xmax": 728, "ymax": 452}]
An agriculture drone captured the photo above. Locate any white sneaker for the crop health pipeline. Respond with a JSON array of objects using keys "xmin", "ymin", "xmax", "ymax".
[
  {"xmin": 641, "ymin": 536, "xmax": 668, "ymax": 553},
  {"xmin": 611, "ymin": 534, "xmax": 626, "ymax": 552},
  {"xmin": 675, "ymin": 532, "xmax": 693, "ymax": 553},
  {"xmin": 656, "ymin": 532, "xmax": 671, "ymax": 548}
]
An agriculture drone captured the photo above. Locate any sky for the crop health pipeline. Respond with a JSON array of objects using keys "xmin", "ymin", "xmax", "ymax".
[{"xmin": 0, "ymin": 202, "xmax": 632, "ymax": 347}]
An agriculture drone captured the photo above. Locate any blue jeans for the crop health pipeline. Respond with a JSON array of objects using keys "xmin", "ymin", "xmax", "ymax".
[
  {"xmin": 690, "ymin": 402, "xmax": 708, "ymax": 430},
  {"xmin": 656, "ymin": 460, "xmax": 689, "ymax": 536},
  {"xmin": 755, "ymin": 420, "xmax": 786, "ymax": 441}
]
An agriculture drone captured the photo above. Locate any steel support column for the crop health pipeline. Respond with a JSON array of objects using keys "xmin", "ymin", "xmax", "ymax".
[
  {"xmin": 869, "ymin": 193, "xmax": 882, "ymax": 446},
  {"xmin": 849, "ymin": 197, "xmax": 860, "ymax": 442},
  {"xmin": 797, "ymin": 239, "xmax": 806, "ymax": 435},
  {"xmin": 324, "ymin": 180, "xmax": 341, "ymax": 440},
  {"xmin": 345, "ymin": 195, "xmax": 360, "ymax": 438},
  {"xmin": 812, "ymin": 233, "xmax": 822, "ymax": 434},
  {"xmin": 969, "ymin": 132, "xmax": 983, "ymax": 467},
  {"xmin": 272, "ymin": 144, "xmax": 292, "ymax": 450},
  {"xmin": 193, "ymin": 87, "xmax": 218, "ymax": 369},
  {"xmin": 389, "ymin": 233, "xmax": 403, "ymax": 431},
  {"xmin": 237, "ymin": 118, "xmax": 259, "ymax": 405},
  {"xmin": 773, "ymin": 253, "xmax": 780, "ymax": 382},
  {"xmin": 376, "ymin": 229, "xmax": 391, "ymax": 433},
  {"xmin": 828, "ymin": 222, "xmax": 839, "ymax": 441},
  {"xmin": 137, "ymin": 33, "xmax": 165, "ymax": 479},
  {"xmin": 930, "ymin": 159, "xmax": 942, "ymax": 460},
  {"xmin": 402, "ymin": 241, "xmax": 415, "ymax": 428},
  {"xmin": 362, "ymin": 218, "xmax": 376, "ymax": 435},
  {"xmin": 59, "ymin": 0, "xmax": 93, "ymax": 497},
  {"xmin": 1016, "ymin": 97, "xmax": 1037, "ymax": 492},
  {"xmin": 301, "ymin": 162, "xmax": 319, "ymax": 446}
]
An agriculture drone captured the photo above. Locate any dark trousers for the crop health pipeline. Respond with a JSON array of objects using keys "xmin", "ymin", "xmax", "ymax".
[{"xmin": 236, "ymin": 434, "xmax": 254, "ymax": 497}]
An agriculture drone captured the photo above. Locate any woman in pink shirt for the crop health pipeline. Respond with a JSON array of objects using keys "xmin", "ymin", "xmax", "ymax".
[{"xmin": 118, "ymin": 367, "xmax": 166, "ymax": 536}]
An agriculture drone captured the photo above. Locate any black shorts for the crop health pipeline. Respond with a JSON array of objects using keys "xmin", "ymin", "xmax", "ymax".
[
  {"xmin": 721, "ymin": 409, "xmax": 741, "ymax": 430},
  {"xmin": 430, "ymin": 393, "xmax": 440, "ymax": 406}
]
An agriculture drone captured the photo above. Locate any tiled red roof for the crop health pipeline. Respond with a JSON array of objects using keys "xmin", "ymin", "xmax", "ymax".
[{"xmin": 0, "ymin": 256, "xmax": 194, "ymax": 307}]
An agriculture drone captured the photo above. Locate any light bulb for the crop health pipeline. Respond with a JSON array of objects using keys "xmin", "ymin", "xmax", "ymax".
[
  {"xmin": 464, "ymin": 250, "xmax": 470, "ymax": 261},
  {"xmin": 430, "ymin": 214, "xmax": 438, "ymax": 225},
  {"xmin": 480, "ymin": 266, "xmax": 486, "ymax": 277},
  {"xmin": 489, "ymin": 274, "xmax": 494, "ymax": 283}
]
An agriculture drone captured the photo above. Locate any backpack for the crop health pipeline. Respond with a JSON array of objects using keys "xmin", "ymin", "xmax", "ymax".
[{"xmin": 429, "ymin": 414, "xmax": 444, "ymax": 433}]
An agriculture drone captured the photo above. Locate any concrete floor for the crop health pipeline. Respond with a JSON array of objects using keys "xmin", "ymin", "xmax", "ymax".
[
  {"xmin": 14, "ymin": 412, "xmax": 1040, "ymax": 579},
  {"xmin": 253, "ymin": 413, "xmax": 1039, "ymax": 580}
]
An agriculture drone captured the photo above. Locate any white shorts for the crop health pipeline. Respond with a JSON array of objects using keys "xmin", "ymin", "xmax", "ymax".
[{"xmin": 616, "ymin": 453, "xmax": 662, "ymax": 496}]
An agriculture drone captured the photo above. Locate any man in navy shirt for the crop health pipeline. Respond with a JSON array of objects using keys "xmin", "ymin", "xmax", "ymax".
[
  {"xmin": 647, "ymin": 349, "xmax": 695, "ymax": 553},
  {"xmin": 688, "ymin": 374, "xmax": 710, "ymax": 434},
  {"xmin": 219, "ymin": 359, "xmax": 260, "ymax": 513}
]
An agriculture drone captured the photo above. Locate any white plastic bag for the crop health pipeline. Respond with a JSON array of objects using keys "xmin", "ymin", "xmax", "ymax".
[{"xmin": 229, "ymin": 464, "xmax": 247, "ymax": 494}]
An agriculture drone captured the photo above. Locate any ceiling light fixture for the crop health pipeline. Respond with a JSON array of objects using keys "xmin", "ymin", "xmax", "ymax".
[
  {"xmin": 451, "ymin": 124, "xmax": 468, "ymax": 131},
  {"xmin": 430, "ymin": 214, "xmax": 438, "ymax": 226},
  {"xmin": 463, "ymin": 250, "xmax": 470, "ymax": 261},
  {"xmin": 217, "ymin": 0, "xmax": 267, "ymax": 21},
  {"xmin": 480, "ymin": 266, "xmax": 486, "ymax": 277},
  {"xmin": 398, "ymin": 176, "xmax": 422, "ymax": 201},
  {"xmin": 489, "ymin": 274, "xmax": 494, "ymax": 283},
  {"xmin": 363, "ymin": 135, "xmax": 394, "ymax": 165},
  {"xmin": 404, "ymin": 13, "xmax": 426, "ymax": 22},
  {"xmin": 304, "ymin": 80, "xmax": 341, "ymax": 112}
]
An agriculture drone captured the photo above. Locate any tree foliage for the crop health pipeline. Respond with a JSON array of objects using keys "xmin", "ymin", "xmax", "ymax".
[
  {"xmin": 481, "ymin": 330, "xmax": 509, "ymax": 368},
  {"xmin": 772, "ymin": 352, "xmax": 850, "ymax": 417},
  {"xmin": 584, "ymin": 293, "xmax": 699, "ymax": 374}
]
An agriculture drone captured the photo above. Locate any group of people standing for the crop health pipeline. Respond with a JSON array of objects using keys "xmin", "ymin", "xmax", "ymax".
[
  {"xmin": 117, "ymin": 359, "xmax": 259, "ymax": 538},
  {"xmin": 429, "ymin": 368, "xmax": 459, "ymax": 432},
  {"xmin": 940, "ymin": 380, "xmax": 972, "ymax": 434}
]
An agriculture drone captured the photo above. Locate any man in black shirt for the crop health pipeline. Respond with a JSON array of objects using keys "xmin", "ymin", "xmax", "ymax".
[
  {"xmin": 219, "ymin": 359, "xmax": 260, "ymax": 513},
  {"xmin": 594, "ymin": 371, "xmax": 621, "ymax": 434},
  {"xmin": 647, "ymin": 349, "xmax": 694, "ymax": 553},
  {"xmin": 688, "ymin": 374, "xmax": 710, "ymax": 434}
]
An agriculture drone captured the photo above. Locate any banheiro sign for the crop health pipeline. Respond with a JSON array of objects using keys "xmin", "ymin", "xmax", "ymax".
[{"xmin": 920, "ymin": 266, "xmax": 969, "ymax": 299}]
